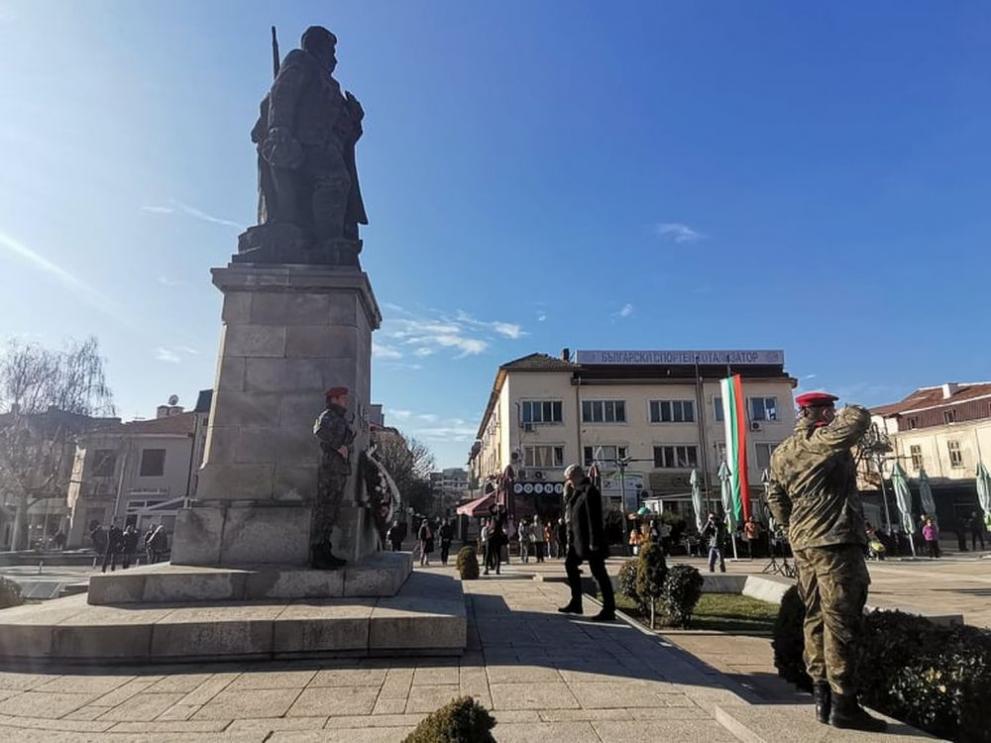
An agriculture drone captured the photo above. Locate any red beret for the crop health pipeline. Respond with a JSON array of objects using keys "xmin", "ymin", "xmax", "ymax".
[
  {"xmin": 795, "ymin": 391, "xmax": 839, "ymax": 408},
  {"xmin": 325, "ymin": 386, "xmax": 349, "ymax": 400}
]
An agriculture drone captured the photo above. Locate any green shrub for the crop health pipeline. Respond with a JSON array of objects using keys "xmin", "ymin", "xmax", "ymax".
[
  {"xmin": 635, "ymin": 541, "xmax": 667, "ymax": 628},
  {"xmin": 403, "ymin": 695, "xmax": 496, "ymax": 743},
  {"xmin": 0, "ymin": 576, "xmax": 23, "ymax": 610},
  {"xmin": 773, "ymin": 584, "xmax": 991, "ymax": 742},
  {"xmin": 772, "ymin": 585, "xmax": 812, "ymax": 691},
  {"xmin": 617, "ymin": 558, "xmax": 646, "ymax": 615},
  {"xmin": 660, "ymin": 564, "xmax": 703, "ymax": 628},
  {"xmin": 455, "ymin": 547, "xmax": 479, "ymax": 580}
]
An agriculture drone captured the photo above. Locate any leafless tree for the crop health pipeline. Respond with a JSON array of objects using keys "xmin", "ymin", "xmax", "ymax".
[
  {"xmin": 0, "ymin": 338, "xmax": 115, "ymax": 550},
  {"xmin": 373, "ymin": 431, "xmax": 436, "ymax": 515}
]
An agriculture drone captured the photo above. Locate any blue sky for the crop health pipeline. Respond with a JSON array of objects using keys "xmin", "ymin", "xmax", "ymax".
[{"xmin": 1, "ymin": 1, "xmax": 989, "ymax": 468}]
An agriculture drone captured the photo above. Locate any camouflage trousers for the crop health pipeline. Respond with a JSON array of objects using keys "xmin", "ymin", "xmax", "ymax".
[
  {"xmin": 311, "ymin": 453, "xmax": 350, "ymax": 545},
  {"xmin": 793, "ymin": 543, "xmax": 870, "ymax": 696}
]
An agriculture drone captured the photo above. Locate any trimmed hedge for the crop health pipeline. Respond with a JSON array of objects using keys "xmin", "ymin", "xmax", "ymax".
[
  {"xmin": 0, "ymin": 576, "xmax": 23, "ymax": 610},
  {"xmin": 635, "ymin": 541, "xmax": 668, "ymax": 629},
  {"xmin": 774, "ymin": 584, "xmax": 991, "ymax": 742},
  {"xmin": 403, "ymin": 695, "xmax": 496, "ymax": 743},
  {"xmin": 455, "ymin": 547, "xmax": 479, "ymax": 580},
  {"xmin": 660, "ymin": 565, "xmax": 704, "ymax": 628},
  {"xmin": 618, "ymin": 559, "xmax": 647, "ymax": 615}
]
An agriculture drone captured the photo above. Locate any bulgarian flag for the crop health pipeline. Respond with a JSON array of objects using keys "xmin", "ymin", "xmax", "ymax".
[{"xmin": 720, "ymin": 374, "xmax": 751, "ymax": 522}]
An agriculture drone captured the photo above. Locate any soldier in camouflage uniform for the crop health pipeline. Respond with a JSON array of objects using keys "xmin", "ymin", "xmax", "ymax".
[
  {"xmin": 311, "ymin": 386, "xmax": 355, "ymax": 569},
  {"xmin": 767, "ymin": 391, "xmax": 886, "ymax": 732}
]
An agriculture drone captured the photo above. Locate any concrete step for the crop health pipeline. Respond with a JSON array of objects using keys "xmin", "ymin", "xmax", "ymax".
[
  {"xmin": 87, "ymin": 550, "xmax": 412, "ymax": 605},
  {"xmin": 0, "ymin": 569, "xmax": 465, "ymax": 664},
  {"xmin": 714, "ymin": 702, "xmax": 942, "ymax": 742}
]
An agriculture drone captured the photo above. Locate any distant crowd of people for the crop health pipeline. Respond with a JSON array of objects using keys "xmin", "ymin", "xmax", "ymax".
[{"xmin": 88, "ymin": 521, "xmax": 169, "ymax": 573}]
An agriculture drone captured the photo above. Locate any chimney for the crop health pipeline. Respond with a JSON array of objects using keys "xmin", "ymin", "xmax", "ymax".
[
  {"xmin": 942, "ymin": 383, "xmax": 959, "ymax": 400},
  {"xmin": 561, "ymin": 348, "xmax": 570, "ymax": 362},
  {"xmin": 156, "ymin": 405, "xmax": 170, "ymax": 419}
]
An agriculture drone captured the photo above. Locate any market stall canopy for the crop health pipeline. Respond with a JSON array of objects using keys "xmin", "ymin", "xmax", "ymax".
[{"xmin": 457, "ymin": 493, "xmax": 495, "ymax": 517}]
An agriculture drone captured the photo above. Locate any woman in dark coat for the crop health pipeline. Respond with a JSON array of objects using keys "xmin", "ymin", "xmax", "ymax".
[{"xmin": 559, "ymin": 465, "xmax": 615, "ymax": 621}]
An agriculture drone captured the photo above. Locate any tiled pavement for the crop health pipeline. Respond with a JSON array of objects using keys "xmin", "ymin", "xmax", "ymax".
[{"xmin": 0, "ymin": 572, "xmax": 934, "ymax": 742}]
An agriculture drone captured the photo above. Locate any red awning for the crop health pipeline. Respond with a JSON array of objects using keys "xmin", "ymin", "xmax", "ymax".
[{"xmin": 456, "ymin": 493, "xmax": 495, "ymax": 517}]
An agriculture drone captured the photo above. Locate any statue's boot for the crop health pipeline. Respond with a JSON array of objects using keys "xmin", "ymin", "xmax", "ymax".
[
  {"xmin": 829, "ymin": 694, "xmax": 887, "ymax": 732},
  {"xmin": 813, "ymin": 681, "xmax": 831, "ymax": 724}
]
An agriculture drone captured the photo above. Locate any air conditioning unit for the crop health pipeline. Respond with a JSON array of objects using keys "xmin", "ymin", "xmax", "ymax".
[
  {"xmin": 523, "ymin": 422, "xmax": 535, "ymax": 432},
  {"xmin": 750, "ymin": 421, "xmax": 762, "ymax": 432}
]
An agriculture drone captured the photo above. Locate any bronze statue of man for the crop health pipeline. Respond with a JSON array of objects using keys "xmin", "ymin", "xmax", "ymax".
[
  {"xmin": 311, "ymin": 386, "xmax": 355, "ymax": 569},
  {"xmin": 252, "ymin": 26, "xmax": 367, "ymax": 247}
]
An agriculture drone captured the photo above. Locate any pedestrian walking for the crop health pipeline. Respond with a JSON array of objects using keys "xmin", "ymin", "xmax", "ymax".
[
  {"xmin": 532, "ymin": 516, "xmax": 545, "ymax": 562},
  {"xmin": 701, "ymin": 513, "xmax": 726, "ymax": 572},
  {"xmin": 417, "ymin": 520, "xmax": 433, "ymax": 566},
  {"xmin": 766, "ymin": 390, "xmax": 886, "ymax": 732},
  {"xmin": 968, "ymin": 510, "xmax": 986, "ymax": 551},
  {"xmin": 555, "ymin": 517, "xmax": 568, "ymax": 560},
  {"xmin": 485, "ymin": 507, "xmax": 505, "ymax": 575},
  {"xmin": 743, "ymin": 517, "xmax": 760, "ymax": 559},
  {"xmin": 120, "ymin": 525, "xmax": 139, "ymax": 569},
  {"xmin": 518, "ymin": 520, "xmax": 531, "ymax": 563},
  {"xmin": 148, "ymin": 525, "xmax": 168, "ymax": 563},
  {"xmin": 386, "ymin": 520, "xmax": 403, "ymax": 552},
  {"xmin": 439, "ymin": 519, "xmax": 453, "ymax": 565},
  {"xmin": 558, "ymin": 464, "xmax": 616, "ymax": 622},
  {"xmin": 922, "ymin": 517, "xmax": 940, "ymax": 558},
  {"xmin": 101, "ymin": 522, "xmax": 124, "ymax": 573},
  {"xmin": 89, "ymin": 521, "xmax": 107, "ymax": 557}
]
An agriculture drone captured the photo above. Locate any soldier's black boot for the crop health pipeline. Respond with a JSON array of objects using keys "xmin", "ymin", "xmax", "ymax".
[
  {"xmin": 813, "ymin": 681, "xmax": 831, "ymax": 724},
  {"xmin": 311, "ymin": 541, "xmax": 347, "ymax": 571},
  {"xmin": 557, "ymin": 602, "xmax": 583, "ymax": 615},
  {"xmin": 829, "ymin": 693, "xmax": 887, "ymax": 732}
]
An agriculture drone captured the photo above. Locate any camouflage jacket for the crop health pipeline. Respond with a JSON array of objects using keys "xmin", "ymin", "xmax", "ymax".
[
  {"xmin": 767, "ymin": 405, "xmax": 871, "ymax": 550},
  {"xmin": 313, "ymin": 403, "xmax": 354, "ymax": 458}
]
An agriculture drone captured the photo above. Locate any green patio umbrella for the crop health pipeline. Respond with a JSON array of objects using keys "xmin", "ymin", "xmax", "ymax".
[
  {"xmin": 891, "ymin": 462, "xmax": 916, "ymax": 556},
  {"xmin": 690, "ymin": 468, "xmax": 705, "ymax": 533},
  {"xmin": 917, "ymin": 467, "xmax": 937, "ymax": 519},
  {"xmin": 976, "ymin": 462, "xmax": 991, "ymax": 524}
]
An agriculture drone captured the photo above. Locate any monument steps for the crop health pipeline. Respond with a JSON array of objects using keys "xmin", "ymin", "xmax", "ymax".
[
  {"xmin": 87, "ymin": 551, "xmax": 413, "ymax": 605},
  {"xmin": 0, "ymin": 569, "xmax": 465, "ymax": 665}
]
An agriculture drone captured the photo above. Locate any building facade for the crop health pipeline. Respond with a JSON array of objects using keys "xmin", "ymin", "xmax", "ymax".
[
  {"xmin": 430, "ymin": 467, "xmax": 469, "ymax": 516},
  {"xmin": 869, "ymin": 382, "xmax": 991, "ymax": 530},
  {"xmin": 65, "ymin": 392, "xmax": 211, "ymax": 547},
  {"xmin": 468, "ymin": 350, "xmax": 797, "ymax": 519}
]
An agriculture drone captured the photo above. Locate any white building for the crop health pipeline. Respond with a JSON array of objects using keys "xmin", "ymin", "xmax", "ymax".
[
  {"xmin": 65, "ymin": 392, "xmax": 211, "ymax": 547},
  {"xmin": 467, "ymin": 349, "xmax": 797, "ymax": 519}
]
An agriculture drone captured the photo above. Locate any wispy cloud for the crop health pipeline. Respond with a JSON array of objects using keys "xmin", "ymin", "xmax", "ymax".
[
  {"xmin": 455, "ymin": 310, "xmax": 526, "ymax": 340},
  {"xmin": 154, "ymin": 345, "xmax": 198, "ymax": 364},
  {"xmin": 656, "ymin": 222, "xmax": 705, "ymax": 244},
  {"xmin": 387, "ymin": 409, "xmax": 412, "ymax": 420},
  {"xmin": 157, "ymin": 275, "xmax": 189, "ymax": 288},
  {"xmin": 372, "ymin": 342, "xmax": 403, "ymax": 360},
  {"xmin": 381, "ymin": 307, "xmax": 525, "ymax": 360},
  {"xmin": 0, "ymin": 228, "xmax": 128, "ymax": 322},
  {"xmin": 614, "ymin": 303, "xmax": 635, "ymax": 319},
  {"xmin": 154, "ymin": 347, "xmax": 182, "ymax": 364},
  {"xmin": 537, "ymin": 313, "xmax": 547, "ymax": 322},
  {"xmin": 141, "ymin": 199, "xmax": 243, "ymax": 230}
]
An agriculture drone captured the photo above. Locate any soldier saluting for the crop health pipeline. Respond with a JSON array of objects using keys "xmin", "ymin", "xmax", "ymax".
[
  {"xmin": 312, "ymin": 386, "xmax": 355, "ymax": 569},
  {"xmin": 767, "ymin": 391, "xmax": 887, "ymax": 732}
]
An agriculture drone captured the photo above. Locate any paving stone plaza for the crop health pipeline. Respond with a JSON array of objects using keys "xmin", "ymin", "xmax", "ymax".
[{"xmin": 0, "ymin": 562, "xmax": 945, "ymax": 742}]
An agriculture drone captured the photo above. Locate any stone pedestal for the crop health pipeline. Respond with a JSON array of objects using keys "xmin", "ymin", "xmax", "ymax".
[{"xmin": 170, "ymin": 262, "xmax": 381, "ymax": 567}]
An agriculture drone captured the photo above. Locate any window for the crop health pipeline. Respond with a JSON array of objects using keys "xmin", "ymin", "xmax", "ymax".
[
  {"xmin": 714, "ymin": 397, "xmax": 724, "ymax": 423},
  {"xmin": 582, "ymin": 400, "xmax": 627, "ymax": 423},
  {"xmin": 943, "ymin": 410, "xmax": 957, "ymax": 425},
  {"xmin": 910, "ymin": 445, "xmax": 923, "ymax": 471},
  {"xmin": 583, "ymin": 445, "xmax": 628, "ymax": 466},
  {"xmin": 749, "ymin": 397, "xmax": 778, "ymax": 422},
  {"xmin": 755, "ymin": 443, "xmax": 777, "ymax": 472},
  {"xmin": 91, "ymin": 449, "xmax": 116, "ymax": 477},
  {"xmin": 139, "ymin": 449, "xmax": 166, "ymax": 477},
  {"xmin": 948, "ymin": 440, "xmax": 963, "ymax": 469},
  {"xmin": 649, "ymin": 400, "xmax": 695, "ymax": 423},
  {"xmin": 906, "ymin": 417, "xmax": 918, "ymax": 430},
  {"xmin": 715, "ymin": 442, "xmax": 727, "ymax": 463},
  {"xmin": 652, "ymin": 445, "xmax": 698, "ymax": 469},
  {"xmin": 521, "ymin": 400, "xmax": 562, "ymax": 425},
  {"xmin": 524, "ymin": 445, "xmax": 565, "ymax": 468}
]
